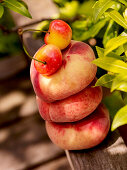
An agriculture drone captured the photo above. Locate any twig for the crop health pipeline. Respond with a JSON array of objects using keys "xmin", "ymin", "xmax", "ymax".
[{"xmin": 12, "ymin": 18, "xmax": 53, "ymax": 32}]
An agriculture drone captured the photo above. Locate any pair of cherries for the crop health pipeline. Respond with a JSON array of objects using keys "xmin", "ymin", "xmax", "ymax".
[{"xmin": 34, "ymin": 20, "xmax": 72, "ymax": 76}]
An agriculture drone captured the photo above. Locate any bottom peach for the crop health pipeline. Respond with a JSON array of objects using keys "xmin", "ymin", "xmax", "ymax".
[{"xmin": 46, "ymin": 104, "xmax": 110, "ymax": 150}]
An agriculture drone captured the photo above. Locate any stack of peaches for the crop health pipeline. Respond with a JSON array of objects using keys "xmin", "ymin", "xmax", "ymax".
[{"xmin": 30, "ymin": 20, "xmax": 110, "ymax": 150}]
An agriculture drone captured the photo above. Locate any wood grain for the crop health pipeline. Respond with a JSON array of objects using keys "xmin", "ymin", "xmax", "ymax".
[{"xmin": 66, "ymin": 131, "xmax": 127, "ymax": 170}]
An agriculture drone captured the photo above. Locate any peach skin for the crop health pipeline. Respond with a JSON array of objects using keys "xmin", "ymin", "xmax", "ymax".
[
  {"xmin": 36, "ymin": 78, "xmax": 102, "ymax": 122},
  {"xmin": 30, "ymin": 40, "xmax": 97, "ymax": 102},
  {"xmin": 46, "ymin": 103, "xmax": 110, "ymax": 150}
]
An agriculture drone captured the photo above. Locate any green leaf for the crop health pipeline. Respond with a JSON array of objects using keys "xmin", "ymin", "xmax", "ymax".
[
  {"xmin": 123, "ymin": 43, "xmax": 127, "ymax": 57},
  {"xmin": 103, "ymin": 20, "xmax": 118, "ymax": 47},
  {"xmin": 95, "ymin": 74, "xmax": 116, "ymax": 88},
  {"xmin": 118, "ymin": 0, "xmax": 127, "ymax": 6},
  {"xmin": 73, "ymin": 19, "xmax": 107, "ymax": 41},
  {"xmin": 78, "ymin": 0, "xmax": 95, "ymax": 17},
  {"xmin": 111, "ymin": 73, "xmax": 127, "ymax": 92},
  {"xmin": 93, "ymin": 57, "xmax": 127, "ymax": 73},
  {"xmin": 59, "ymin": 1, "xmax": 79, "ymax": 20},
  {"xmin": 96, "ymin": 46, "xmax": 104, "ymax": 58},
  {"xmin": 103, "ymin": 91, "xmax": 125, "ymax": 119},
  {"xmin": 93, "ymin": 0, "xmax": 116, "ymax": 22},
  {"xmin": 105, "ymin": 36, "xmax": 127, "ymax": 55},
  {"xmin": 107, "ymin": 9, "xmax": 127, "ymax": 29},
  {"xmin": 96, "ymin": 46, "xmax": 122, "ymax": 59},
  {"xmin": 3, "ymin": 0, "xmax": 32, "ymax": 18},
  {"xmin": 111, "ymin": 105, "xmax": 127, "ymax": 131},
  {"xmin": 0, "ymin": 4, "xmax": 4, "ymax": 18}
]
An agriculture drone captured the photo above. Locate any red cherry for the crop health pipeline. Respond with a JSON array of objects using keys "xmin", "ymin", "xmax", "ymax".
[
  {"xmin": 44, "ymin": 20, "xmax": 72, "ymax": 50},
  {"xmin": 34, "ymin": 44, "xmax": 62, "ymax": 76}
]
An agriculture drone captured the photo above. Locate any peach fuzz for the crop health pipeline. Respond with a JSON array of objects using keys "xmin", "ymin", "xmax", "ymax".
[
  {"xmin": 36, "ymin": 78, "xmax": 102, "ymax": 122},
  {"xmin": 30, "ymin": 40, "xmax": 97, "ymax": 102},
  {"xmin": 46, "ymin": 104, "xmax": 110, "ymax": 150},
  {"xmin": 44, "ymin": 20, "xmax": 72, "ymax": 50}
]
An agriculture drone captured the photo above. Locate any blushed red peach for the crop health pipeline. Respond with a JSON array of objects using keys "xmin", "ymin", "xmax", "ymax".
[
  {"xmin": 30, "ymin": 40, "xmax": 97, "ymax": 102},
  {"xmin": 46, "ymin": 104, "xmax": 110, "ymax": 150},
  {"xmin": 36, "ymin": 78, "xmax": 102, "ymax": 122},
  {"xmin": 44, "ymin": 20, "xmax": 72, "ymax": 50}
]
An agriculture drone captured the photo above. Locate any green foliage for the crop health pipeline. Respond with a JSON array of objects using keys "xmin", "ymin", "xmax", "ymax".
[
  {"xmin": 111, "ymin": 73, "xmax": 127, "ymax": 92},
  {"xmin": 93, "ymin": 57, "xmax": 127, "ymax": 73},
  {"xmin": 105, "ymin": 35, "xmax": 127, "ymax": 55},
  {"xmin": 59, "ymin": 1, "xmax": 79, "ymax": 20},
  {"xmin": 107, "ymin": 9, "xmax": 127, "ymax": 29},
  {"xmin": 111, "ymin": 105, "xmax": 127, "ymax": 131},
  {"xmin": 72, "ymin": 18, "xmax": 108, "ymax": 41},
  {"xmin": 0, "ymin": 30, "xmax": 21, "ymax": 57},
  {"xmin": 91, "ymin": 0, "xmax": 127, "ymax": 130},
  {"xmin": 1, "ymin": 0, "xmax": 31, "ymax": 18},
  {"xmin": 103, "ymin": 91, "xmax": 125, "ymax": 119},
  {"xmin": 93, "ymin": 0, "xmax": 117, "ymax": 22},
  {"xmin": 95, "ymin": 74, "xmax": 116, "ymax": 88},
  {"xmin": 0, "ymin": 4, "xmax": 4, "ymax": 18}
]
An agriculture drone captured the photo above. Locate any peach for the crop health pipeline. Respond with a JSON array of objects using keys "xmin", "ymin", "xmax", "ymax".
[
  {"xmin": 30, "ymin": 40, "xmax": 97, "ymax": 102},
  {"xmin": 44, "ymin": 20, "xmax": 72, "ymax": 50},
  {"xmin": 46, "ymin": 104, "xmax": 110, "ymax": 150},
  {"xmin": 36, "ymin": 78, "xmax": 102, "ymax": 122}
]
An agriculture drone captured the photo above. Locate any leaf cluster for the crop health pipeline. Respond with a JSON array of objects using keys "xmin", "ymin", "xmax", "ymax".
[{"xmin": 92, "ymin": 0, "xmax": 127, "ymax": 131}]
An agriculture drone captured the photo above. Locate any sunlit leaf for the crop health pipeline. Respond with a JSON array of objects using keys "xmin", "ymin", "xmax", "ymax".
[
  {"xmin": 59, "ymin": 1, "xmax": 79, "ymax": 20},
  {"xmin": 111, "ymin": 105, "xmax": 127, "ymax": 131},
  {"xmin": 118, "ymin": 0, "xmax": 127, "ymax": 6},
  {"xmin": 96, "ymin": 46, "xmax": 122, "ymax": 59},
  {"xmin": 103, "ymin": 20, "xmax": 118, "ymax": 47},
  {"xmin": 79, "ymin": 0, "xmax": 95, "ymax": 17},
  {"xmin": 73, "ymin": 19, "xmax": 107, "ymax": 41},
  {"xmin": 107, "ymin": 9, "xmax": 127, "ymax": 29},
  {"xmin": 123, "ymin": 43, "xmax": 127, "ymax": 57},
  {"xmin": 93, "ymin": 57, "xmax": 127, "ymax": 73},
  {"xmin": 3, "ymin": 0, "xmax": 32, "ymax": 18},
  {"xmin": 0, "ymin": 4, "xmax": 4, "ymax": 18},
  {"xmin": 105, "ymin": 36, "xmax": 127, "ymax": 55},
  {"xmin": 95, "ymin": 74, "xmax": 115, "ymax": 88},
  {"xmin": 111, "ymin": 73, "xmax": 127, "ymax": 92},
  {"xmin": 103, "ymin": 91, "xmax": 125, "ymax": 119},
  {"xmin": 93, "ymin": 0, "xmax": 116, "ymax": 22}
]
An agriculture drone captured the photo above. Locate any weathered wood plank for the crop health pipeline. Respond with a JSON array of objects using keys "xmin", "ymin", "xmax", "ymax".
[
  {"xmin": 66, "ymin": 131, "xmax": 127, "ymax": 170},
  {"xmin": 0, "ymin": 115, "xmax": 64, "ymax": 170},
  {"xmin": 35, "ymin": 157, "xmax": 71, "ymax": 170}
]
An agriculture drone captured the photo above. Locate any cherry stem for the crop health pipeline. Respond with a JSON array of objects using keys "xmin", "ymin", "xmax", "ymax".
[{"xmin": 18, "ymin": 28, "xmax": 50, "ymax": 64}]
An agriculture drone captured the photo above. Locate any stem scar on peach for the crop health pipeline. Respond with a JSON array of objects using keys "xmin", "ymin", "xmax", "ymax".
[
  {"xmin": 44, "ymin": 20, "xmax": 72, "ymax": 50},
  {"xmin": 34, "ymin": 44, "xmax": 62, "ymax": 76}
]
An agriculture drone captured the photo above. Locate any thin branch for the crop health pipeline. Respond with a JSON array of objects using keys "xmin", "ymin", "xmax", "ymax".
[{"xmin": 12, "ymin": 18, "xmax": 53, "ymax": 32}]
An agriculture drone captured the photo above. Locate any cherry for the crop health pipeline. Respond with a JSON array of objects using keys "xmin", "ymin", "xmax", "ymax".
[
  {"xmin": 44, "ymin": 20, "xmax": 72, "ymax": 50},
  {"xmin": 34, "ymin": 44, "xmax": 62, "ymax": 76}
]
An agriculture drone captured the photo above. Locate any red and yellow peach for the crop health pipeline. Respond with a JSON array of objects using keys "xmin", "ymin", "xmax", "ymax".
[
  {"xmin": 30, "ymin": 40, "xmax": 97, "ymax": 102},
  {"xmin": 36, "ymin": 78, "xmax": 102, "ymax": 122},
  {"xmin": 46, "ymin": 104, "xmax": 110, "ymax": 150}
]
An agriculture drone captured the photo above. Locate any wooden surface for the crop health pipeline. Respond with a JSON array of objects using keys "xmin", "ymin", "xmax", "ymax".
[{"xmin": 66, "ymin": 130, "xmax": 127, "ymax": 170}]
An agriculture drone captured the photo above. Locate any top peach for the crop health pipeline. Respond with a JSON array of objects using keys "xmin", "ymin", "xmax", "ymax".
[{"xmin": 44, "ymin": 20, "xmax": 72, "ymax": 50}]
